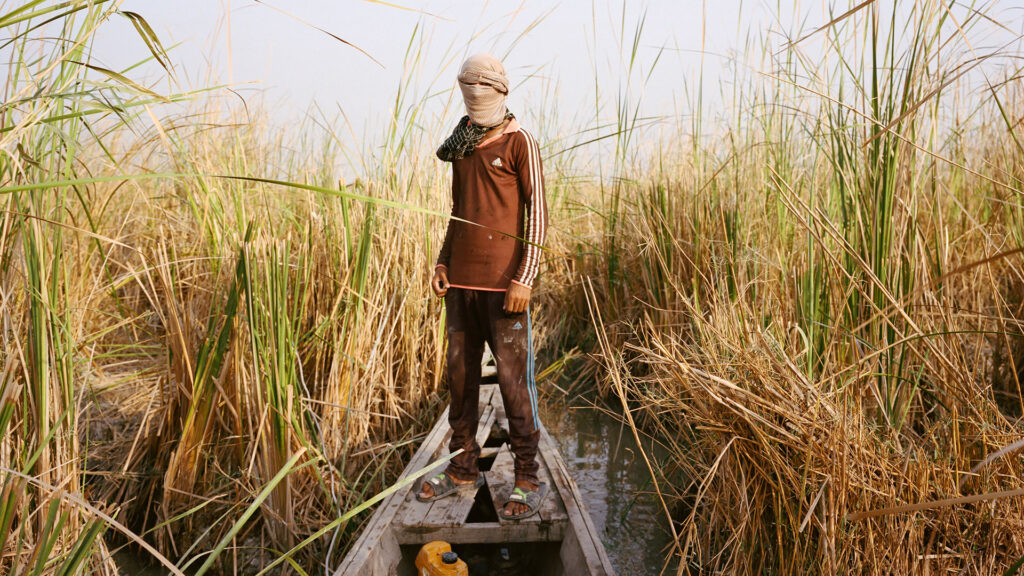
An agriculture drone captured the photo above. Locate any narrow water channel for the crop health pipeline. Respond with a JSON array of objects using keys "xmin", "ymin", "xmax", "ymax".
[
  {"xmin": 116, "ymin": 400, "xmax": 678, "ymax": 575},
  {"xmin": 542, "ymin": 401, "xmax": 678, "ymax": 576}
]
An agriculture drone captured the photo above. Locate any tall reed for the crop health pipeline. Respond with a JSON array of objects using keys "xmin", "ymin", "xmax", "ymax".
[
  {"xmin": 1, "ymin": 2, "xmax": 453, "ymax": 573},
  {"xmin": 551, "ymin": 2, "xmax": 1024, "ymax": 573},
  {"xmin": 6, "ymin": 1, "xmax": 1024, "ymax": 575},
  {"xmin": 0, "ymin": 2, "xmax": 174, "ymax": 573}
]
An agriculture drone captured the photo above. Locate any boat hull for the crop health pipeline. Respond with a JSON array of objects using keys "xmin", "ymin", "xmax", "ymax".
[{"xmin": 333, "ymin": 384, "xmax": 614, "ymax": 575}]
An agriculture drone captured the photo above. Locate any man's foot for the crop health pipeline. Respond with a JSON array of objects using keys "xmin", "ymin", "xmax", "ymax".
[
  {"xmin": 418, "ymin": 472, "xmax": 476, "ymax": 501},
  {"xmin": 503, "ymin": 479, "xmax": 540, "ymax": 517}
]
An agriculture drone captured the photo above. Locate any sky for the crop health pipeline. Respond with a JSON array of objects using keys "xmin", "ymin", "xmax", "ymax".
[
  {"xmin": 87, "ymin": 2, "xmax": 819, "ymax": 133},
  {"xmin": 71, "ymin": 0, "xmax": 1024, "ymax": 171}
]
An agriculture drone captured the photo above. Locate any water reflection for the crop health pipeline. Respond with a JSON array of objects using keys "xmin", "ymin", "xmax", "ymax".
[
  {"xmin": 116, "ymin": 401, "xmax": 678, "ymax": 575},
  {"xmin": 542, "ymin": 402, "xmax": 678, "ymax": 575}
]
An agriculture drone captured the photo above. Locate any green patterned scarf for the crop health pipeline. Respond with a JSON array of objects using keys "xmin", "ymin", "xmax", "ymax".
[{"xmin": 436, "ymin": 111, "xmax": 514, "ymax": 163}]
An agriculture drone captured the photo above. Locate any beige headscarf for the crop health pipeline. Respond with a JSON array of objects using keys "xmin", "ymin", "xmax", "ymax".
[{"xmin": 458, "ymin": 53, "xmax": 509, "ymax": 127}]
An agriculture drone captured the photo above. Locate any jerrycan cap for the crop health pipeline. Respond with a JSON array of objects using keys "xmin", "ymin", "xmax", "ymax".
[{"xmin": 441, "ymin": 551, "xmax": 459, "ymax": 564}]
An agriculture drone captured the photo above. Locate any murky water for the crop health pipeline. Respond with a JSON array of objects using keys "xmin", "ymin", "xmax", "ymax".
[
  {"xmin": 113, "ymin": 548, "xmax": 166, "ymax": 575},
  {"xmin": 542, "ymin": 402, "xmax": 679, "ymax": 575},
  {"xmin": 116, "ymin": 401, "xmax": 677, "ymax": 575}
]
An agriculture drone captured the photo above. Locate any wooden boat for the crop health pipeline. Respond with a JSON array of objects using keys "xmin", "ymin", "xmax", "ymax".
[{"xmin": 334, "ymin": 382, "xmax": 615, "ymax": 575}]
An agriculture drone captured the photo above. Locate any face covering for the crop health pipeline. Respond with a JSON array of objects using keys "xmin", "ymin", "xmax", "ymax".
[
  {"xmin": 457, "ymin": 53, "xmax": 509, "ymax": 127},
  {"xmin": 437, "ymin": 53, "xmax": 514, "ymax": 162}
]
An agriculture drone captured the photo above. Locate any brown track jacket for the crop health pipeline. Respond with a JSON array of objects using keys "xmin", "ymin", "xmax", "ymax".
[{"xmin": 435, "ymin": 119, "xmax": 547, "ymax": 290}]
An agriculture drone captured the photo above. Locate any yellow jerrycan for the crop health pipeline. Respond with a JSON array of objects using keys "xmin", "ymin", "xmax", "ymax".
[{"xmin": 415, "ymin": 541, "xmax": 469, "ymax": 576}]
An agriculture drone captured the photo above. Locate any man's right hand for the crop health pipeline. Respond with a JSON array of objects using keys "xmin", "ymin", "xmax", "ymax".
[{"xmin": 431, "ymin": 267, "xmax": 450, "ymax": 297}]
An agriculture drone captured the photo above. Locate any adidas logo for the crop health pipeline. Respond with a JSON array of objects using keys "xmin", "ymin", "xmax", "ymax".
[{"xmin": 491, "ymin": 157, "xmax": 503, "ymax": 167}]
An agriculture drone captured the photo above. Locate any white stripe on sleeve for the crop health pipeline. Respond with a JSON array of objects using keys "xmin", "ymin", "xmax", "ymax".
[{"xmin": 521, "ymin": 130, "xmax": 545, "ymax": 286}]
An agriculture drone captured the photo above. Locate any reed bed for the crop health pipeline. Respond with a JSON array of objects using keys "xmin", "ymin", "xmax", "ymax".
[
  {"xmin": 3, "ymin": 99, "xmax": 456, "ymax": 575},
  {"xmin": 3, "ymin": 1, "xmax": 1024, "ymax": 575},
  {"xmin": 1, "ymin": 4, "xmax": 459, "ymax": 572},
  {"xmin": 550, "ymin": 3, "xmax": 1024, "ymax": 573}
]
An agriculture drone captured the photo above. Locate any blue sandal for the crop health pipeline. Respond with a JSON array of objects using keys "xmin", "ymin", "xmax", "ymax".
[{"xmin": 416, "ymin": 472, "xmax": 484, "ymax": 502}]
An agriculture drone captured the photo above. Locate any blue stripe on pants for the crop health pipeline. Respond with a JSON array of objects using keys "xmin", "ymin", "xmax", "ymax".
[{"xmin": 527, "ymin": 308, "xmax": 540, "ymax": 430}]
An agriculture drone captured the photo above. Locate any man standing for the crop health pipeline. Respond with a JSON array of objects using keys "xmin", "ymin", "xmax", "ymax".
[{"xmin": 417, "ymin": 53, "xmax": 548, "ymax": 520}]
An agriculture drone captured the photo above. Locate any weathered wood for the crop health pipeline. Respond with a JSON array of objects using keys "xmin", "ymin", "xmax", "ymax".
[
  {"xmin": 335, "ymin": 383, "xmax": 615, "ymax": 576},
  {"xmin": 396, "ymin": 519, "xmax": 565, "ymax": 545},
  {"xmin": 333, "ymin": 402, "xmax": 453, "ymax": 576},
  {"xmin": 536, "ymin": 450, "xmax": 568, "ymax": 523},
  {"xmin": 491, "ymin": 384, "xmax": 507, "ymax": 425},
  {"xmin": 397, "ymin": 387, "xmax": 496, "ymax": 529},
  {"xmin": 370, "ymin": 531, "xmax": 401, "ymax": 575},
  {"xmin": 483, "ymin": 445, "xmax": 521, "ymax": 521},
  {"xmin": 474, "ymin": 398, "xmax": 497, "ymax": 447},
  {"xmin": 558, "ymin": 525, "xmax": 586, "ymax": 574},
  {"xmin": 421, "ymin": 391, "xmax": 499, "ymax": 527},
  {"xmin": 399, "ymin": 475, "xmax": 480, "ymax": 532},
  {"xmin": 485, "ymin": 433, "xmax": 568, "ymax": 525},
  {"xmin": 482, "ymin": 344, "xmax": 497, "ymax": 379},
  {"xmin": 542, "ymin": 427, "xmax": 614, "ymax": 575},
  {"xmin": 434, "ymin": 487, "xmax": 477, "ymax": 525}
]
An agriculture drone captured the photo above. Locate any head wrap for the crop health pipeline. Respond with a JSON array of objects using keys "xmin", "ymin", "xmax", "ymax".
[
  {"xmin": 457, "ymin": 53, "xmax": 509, "ymax": 127},
  {"xmin": 436, "ymin": 53, "xmax": 513, "ymax": 162}
]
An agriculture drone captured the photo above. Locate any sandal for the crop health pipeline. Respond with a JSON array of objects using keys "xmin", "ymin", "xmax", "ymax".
[
  {"xmin": 416, "ymin": 472, "xmax": 484, "ymax": 503},
  {"xmin": 502, "ymin": 482, "xmax": 548, "ymax": 520}
]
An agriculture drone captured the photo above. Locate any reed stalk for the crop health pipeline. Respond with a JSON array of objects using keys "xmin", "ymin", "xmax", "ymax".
[{"xmin": 4, "ymin": 1, "xmax": 1024, "ymax": 574}]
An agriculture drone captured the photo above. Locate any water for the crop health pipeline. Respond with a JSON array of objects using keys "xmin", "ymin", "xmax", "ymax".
[
  {"xmin": 116, "ymin": 401, "xmax": 678, "ymax": 575},
  {"xmin": 542, "ymin": 402, "xmax": 679, "ymax": 575},
  {"xmin": 113, "ymin": 549, "xmax": 166, "ymax": 575}
]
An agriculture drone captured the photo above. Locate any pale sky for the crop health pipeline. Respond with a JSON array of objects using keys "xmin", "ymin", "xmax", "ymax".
[
  {"xmin": 87, "ymin": 2, "xmax": 820, "ymax": 131},
  {"xmin": 71, "ymin": 1, "xmax": 1024, "ymax": 172},
  {"xmin": 92, "ymin": 1, "xmax": 776, "ymax": 116}
]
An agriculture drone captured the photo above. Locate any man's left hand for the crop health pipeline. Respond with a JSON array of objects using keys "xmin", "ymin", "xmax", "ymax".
[{"xmin": 504, "ymin": 282, "xmax": 531, "ymax": 314}]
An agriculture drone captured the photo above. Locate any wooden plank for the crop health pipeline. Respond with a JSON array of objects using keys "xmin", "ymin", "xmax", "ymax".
[
  {"xmin": 536, "ymin": 450, "xmax": 568, "ymax": 523},
  {"xmin": 482, "ymin": 344, "xmax": 497, "ymax": 379},
  {"xmin": 333, "ymin": 404, "xmax": 453, "ymax": 576},
  {"xmin": 397, "ymin": 497, "xmax": 432, "ymax": 529},
  {"xmin": 400, "ymin": 454, "xmax": 448, "ymax": 528},
  {"xmin": 336, "ymin": 389, "xmax": 497, "ymax": 575},
  {"xmin": 413, "ymin": 393, "xmax": 500, "ymax": 528},
  {"xmin": 401, "ymin": 460, "xmax": 485, "ymax": 529},
  {"xmin": 477, "ymin": 385, "xmax": 496, "ymax": 412},
  {"xmin": 486, "ymin": 385, "xmax": 509, "ymax": 447},
  {"xmin": 370, "ymin": 531, "xmax": 401, "ymax": 575},
  {"xmin": 396, "ymin": 520, "xmax": 565, "ymax": 545},
  {"xmin": 484, "ymin": 445, "xmax": 517, "ymax": 521},
  {"xmin": 419, "ymin": 483, "xmax": 478, "ymax": 528},
  {"xmin": 337, "ymin": 381, "xmax": 615, "ymax": 576},
  {"xmin": 485, "ymin": 432, "xmax": 568, "ymax": 526},
  {"xmin": 542, "ymin": 427, "xmax": 615, "ymax": 576},
  {"xmin": 398, "ymin": 387, "xmax": 496, "ymax": 529},
  {"xmin": 533, "ymin": 424, "xmax": 569, "ymax": 523},
  {"xmin": 490, "ymin": 384, "xmax": 507, "ymax": 427},
  {"xmin": 558, "ymin": 525, "xmax": 586, "ymax": 575},
  {"xmin": 474, "ymin": 400, "xmax": 496, "ymax": 447}
]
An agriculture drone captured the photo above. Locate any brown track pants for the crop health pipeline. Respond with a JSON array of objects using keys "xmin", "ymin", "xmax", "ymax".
[{"xmin": 443, "ymin": 287, "xmax": 540, "ymax": 486}]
